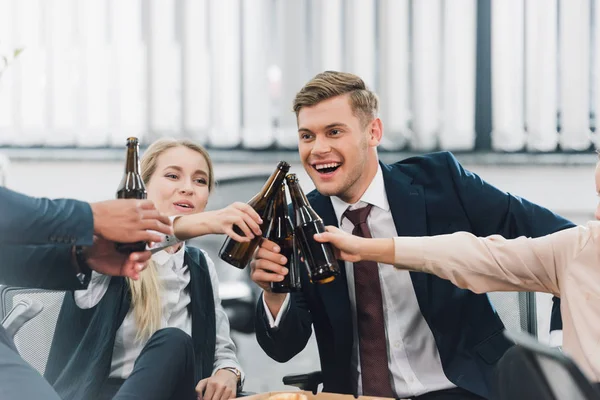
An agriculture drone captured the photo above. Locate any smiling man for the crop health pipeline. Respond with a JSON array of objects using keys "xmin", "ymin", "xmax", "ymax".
[{"xmin": 249, "ymin": 71, "xmax": 573, "ymax": 400}]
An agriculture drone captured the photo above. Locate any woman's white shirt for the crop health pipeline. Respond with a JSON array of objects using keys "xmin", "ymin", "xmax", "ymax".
[{"xmin": 74, "ymin": 244, "xmax": 243, "ymax": 380}]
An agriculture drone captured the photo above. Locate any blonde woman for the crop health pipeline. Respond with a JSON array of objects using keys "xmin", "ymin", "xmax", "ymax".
[
  {"xmin": 310, "ymin": 161, "xmax": 600, "ymax": 386},
  {"xmin": 45, "ymin": 139, "xmax": 262, "ymax": 400}
]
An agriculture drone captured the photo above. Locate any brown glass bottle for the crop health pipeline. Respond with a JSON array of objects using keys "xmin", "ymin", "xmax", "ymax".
[
  {"xmin": 115, "ymin": 137, "xmax": 147, "ymax": 253},
  {"xmin": 266, "ymin": 183, "xmax": 301, "ymax": 293},
  {"xmin": 219, "ymin": 161, "xmax": 291, "ymax": 269},
  {"xmin": 286, "ymin": 174, "xmax": 339, "ymax": 284}
]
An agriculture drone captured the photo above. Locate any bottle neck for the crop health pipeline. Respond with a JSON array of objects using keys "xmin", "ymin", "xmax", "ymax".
[
  {"xmin": 254, "ymin": 166, "xmax": 289, "ymax": 202},
  {"xmin": 288, "ymin": 182, "xmax": 319, "ymax": 224},
  {"xmin": 288, "ymin": 182, "xmax": 309, "ymax": 208},
  {"xmin": 274, "ymin": 185, "xmax": 288, "ymax": 219},
  {"xmin": 125, "ymin": 143, "xmax": 141, "ymax": 174}
]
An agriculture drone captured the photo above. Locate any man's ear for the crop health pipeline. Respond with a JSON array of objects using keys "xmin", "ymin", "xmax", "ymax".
[{"xmin": 368, "ymin": 118, "xmax": 383, "ymax": 146}]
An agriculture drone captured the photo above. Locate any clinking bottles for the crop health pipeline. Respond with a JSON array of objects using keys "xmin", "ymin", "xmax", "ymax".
[
  {"xmin": 286, "ymin": 174, "xmax": 339, "ymax": 284},
  {"xmin": 115, "ymin": 137, "xmax": 147, "ymax": 253},
  {"xmin": 219, "ymin": 161, "xmax": 291, "ymax": 269},
  {"xmin": 265, "ymin": 183, "xmax": 301, "ymax": 293}
]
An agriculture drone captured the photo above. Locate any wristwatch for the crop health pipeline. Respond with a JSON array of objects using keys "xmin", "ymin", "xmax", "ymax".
[{"xmin": 222, "ymin": 367, "xmax": 242, "ymax": 390}]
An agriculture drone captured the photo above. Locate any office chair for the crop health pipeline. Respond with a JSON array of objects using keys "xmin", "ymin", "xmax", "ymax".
[{"xmin": 496, "ymin": 330, "xmax": 600, "ymax": 400}]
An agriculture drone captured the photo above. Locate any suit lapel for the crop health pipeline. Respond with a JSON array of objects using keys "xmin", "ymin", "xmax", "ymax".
[
  {"xmin": 380, "ymin": 162, "xmax": 431, "ymax": 314},
  {"xmin": 185, "ymin": 248, "xmax": 216, "ymax": 381},
  {"xmin": 309, "ymin": 163, "xmax": 432, "ymax": 373}
]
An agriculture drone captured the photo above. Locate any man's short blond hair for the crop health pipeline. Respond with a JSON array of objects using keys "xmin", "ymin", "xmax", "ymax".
[{"xmin": 293, "ymin": 71, "xmax": 379, "ymax": 127}]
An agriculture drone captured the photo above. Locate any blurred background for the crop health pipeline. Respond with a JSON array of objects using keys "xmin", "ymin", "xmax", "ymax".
[{"xmin": 0, "ymin": 0, "xmax": 599, "ymax": 393}]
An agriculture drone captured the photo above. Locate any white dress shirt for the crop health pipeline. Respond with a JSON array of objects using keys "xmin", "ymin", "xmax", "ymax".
[
  {"xmin": 75, "ymin": 244, "xmax": 243, "ymax": 381},
  {"xmin": 264, "ymin": 165, "xmax": 454, "ymax": 398}
]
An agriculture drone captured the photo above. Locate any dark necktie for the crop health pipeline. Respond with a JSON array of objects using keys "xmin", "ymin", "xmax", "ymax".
[{"xmin": 343, "ymin": 204, "xmax": 394, "ymax": 397}]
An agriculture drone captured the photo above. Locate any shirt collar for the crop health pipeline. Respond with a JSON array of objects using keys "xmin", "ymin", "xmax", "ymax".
[
  {"xmin": 152, "ymin": 242, "xmax": 186, "ymax": 271},
  {"xmin": 330, "ymin": 164, "xmax": 389, "ymax": 225}
]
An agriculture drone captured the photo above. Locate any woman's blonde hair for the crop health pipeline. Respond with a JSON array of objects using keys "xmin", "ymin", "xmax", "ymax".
[{"xmin": 127, "ymin": 138, "xmax": 214, "ymax": 341}]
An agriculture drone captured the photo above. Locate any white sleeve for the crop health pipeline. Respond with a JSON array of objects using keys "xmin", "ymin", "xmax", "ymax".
[
  {"xmin": 146, "ymin": 215, "xmax": 182, "ymax": 252},
  {"xmin": 262, "ymin": 292, "xmax": 291, "ymax": 328},
  {"xmin": 549, "ymin": 330, "xmax": 564, "ymax": 348},
  {"xmin": 73, "ymin": 271, "xmax": 111, "ymax": 309},
  {"xmin": 203, "ymin": 251, "xmax": 245, "ymax": 382}
]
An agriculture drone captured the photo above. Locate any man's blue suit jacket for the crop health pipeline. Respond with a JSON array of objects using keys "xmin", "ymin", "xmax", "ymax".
[
  {"xmin": 0, "ymin": 187, "xmax": 94, "ymax": 290},
  {"xmin": 255, "ymin": 152, "xmax": 573, "ymax": 398}
]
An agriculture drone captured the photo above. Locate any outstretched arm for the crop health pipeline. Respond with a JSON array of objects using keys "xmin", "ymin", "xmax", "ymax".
[
  {"xmin": 315, "ymin": 224, "xmax": 580, "ymax": 296},
  {"xmin": 173, "ymin": 202, "xmax": 263, "ymax": 242}
]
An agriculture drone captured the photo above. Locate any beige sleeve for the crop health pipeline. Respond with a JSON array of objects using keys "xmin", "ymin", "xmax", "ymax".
[{"xmin": 392, "ymin": 225, "xmax": 589, "ymax": 296}]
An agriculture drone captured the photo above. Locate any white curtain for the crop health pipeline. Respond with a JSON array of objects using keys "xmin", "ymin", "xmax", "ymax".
[
  {"xmin": 148, "ymin": 0, "xmax": 181, "ymax": 140},
  {"xmin": 208, "ymin": 0, "xmax": 241, "ymax": 148},
  {"xmin": 412, "ymin": 0, "xmax": 442, "ymax": 151},
  {"xmin": 276, "ymin": 0, "xmax": 309, "ymax": 149},
  {"xmin": 15, "ymin": 0, "xmax": 47, "ymax": 146},
  {"xmin": 378, "ymin": 0, "xmax": 411, "ymax": 151},
  {"xmin": 242, "ymin": 0, "xmax": 273, "ymax": 149},
  {"xmin": 0, "ymin": 0, "xmax": 595, "ymax": 154},
  {"xmin": 111, "ymin": 0, "xmax": 147, "ymax": 146},
  {"xmin": 182, "ymin": 0, "xmax": 209, "ymax": 145},
  {"xmin": 311, "ymin": 0, "xmax": 343, "ymax": 73},
  {"xmin": 595, "ymin": 0, "xmax": 600, "ymax": 148},
  {"xmin": 79, "ymin": 0, "xmax": 110, "ymax": 147},
  {"xmin": 344, "ymin": 0, "xmax": 376, "ymax": 90},
  {"xmin": 0, "ymin": 0, "xmax": 16, "ymax": 145},
  {"xmin": 491, "ymin": 0, "xmax": 526, "ymax": 151},
  {"xmin": 559, "ymin": 0, "xmax": 592, "ymax": 150},
  {"xmin": 440, "ymin": 0, "xmax": 477, "ymax": 150},
  {"xmin": 525, "ymin": 0, "xmax": 558, "ymax": 151},
  {"xmin": 47, "ymin": 0, "xmax": 77, "ymax": 146}
]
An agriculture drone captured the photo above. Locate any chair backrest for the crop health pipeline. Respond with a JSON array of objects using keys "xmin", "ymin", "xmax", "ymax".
[
  {"xmin": 499, "ymin": 330, "xmax": 600, "ymax": 400},
  {"xmin": 487, "ymin": 291, "xmax": 537, "ymax": 336},
  {"xmin": 0, "ymin": 286, "xmax": 65, "ymax": 375}
]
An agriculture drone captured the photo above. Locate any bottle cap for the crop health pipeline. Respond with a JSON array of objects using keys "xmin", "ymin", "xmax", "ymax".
[{"xmin": 285, "ymin": 173, "xmax": 299, "ymax": 184}]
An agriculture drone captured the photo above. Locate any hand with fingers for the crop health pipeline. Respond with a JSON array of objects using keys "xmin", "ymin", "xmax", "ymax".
[
  {"xmin": 90, "ymin": 199, "xmax": 173, "ymax": 244},
  {"xmin": 201, "ymin": 202, "xmax": 263, "ymax": 241},
  {"xmin": 313, "ymin": 225, "xmax": 365, "ymax": 262},
  {"xmin": 313, "ymin": 226, "xmax": 395, "ymax": 265},
  {"xmin": 172, "ymin": 202, "xmax": 264, "ymax": 242},
  {"xmin": 196, "ymin": 369, "xmax": 238, "ymax": 400},
  {"xmin": 249, "ymin": 238, "xmax": 290, "ymax": 316},
  {"xmin": 82, "ymin": 236, "xmax": 151, "ymax": 280}
]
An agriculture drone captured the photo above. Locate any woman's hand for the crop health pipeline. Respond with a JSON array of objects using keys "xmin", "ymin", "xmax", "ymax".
[
  {"xmin": 314, "ymin": 226, "xmax": 396, "ymax": 265},
  {"xmin": 204, "ymin": 202, "xmax": 263, "ymax": 242},
  {"xmin": 173, "ymin": 202, "xmax": 263, "ymax": 241},
  {"xmin": 196, "ymin": 369, "xmax": 238, "ymax": 400},
  {"xmin": 313, "ymin": 226, "xmax": 366, "ymax": 263}
]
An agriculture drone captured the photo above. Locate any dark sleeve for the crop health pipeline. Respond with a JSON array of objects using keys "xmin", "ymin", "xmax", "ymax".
[
  {"xmin": 444, "ymin": 152, "xmax": 574, "ymax": 238},
  {"xmin": 0, "ymin": 244, "xmax": 87, "ymax": 290},
  {"xmin": 444, "ymin": 152, "xmax": 574, "ymax": 332},
  {"xmin": 254, "ymin": 292, "xmax": 313, "ymax": 363},
  {"xmin": 0, "ymin": 187, "xmax": 94, "ymax": 246}
]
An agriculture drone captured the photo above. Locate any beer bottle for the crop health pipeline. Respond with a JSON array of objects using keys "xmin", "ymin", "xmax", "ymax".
[
  {"xmin": 219, "ymin": 161, "xmax": 291, "ymax": 269},
  {"xmin": 286, "ymin": 174, "xmax": 339, "ymax": 284},
  {"xmin": 115, "ymin": 137, "xmax": 147, "ymax": 253},
  {"xmin": 266, "ymin": 183, "xmax": 301, "ymax": 293}
]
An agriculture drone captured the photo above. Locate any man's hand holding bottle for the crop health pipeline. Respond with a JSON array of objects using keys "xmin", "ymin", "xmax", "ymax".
[
  {"xmin": 250, "ymin": 239, "xmax": 290, "ymax": 317},
  {"xmin": 81, "ymin": 198, "xmax": 174, "ymax": 280}
]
